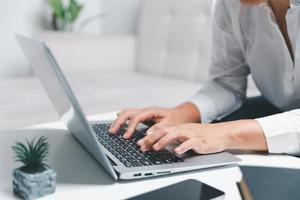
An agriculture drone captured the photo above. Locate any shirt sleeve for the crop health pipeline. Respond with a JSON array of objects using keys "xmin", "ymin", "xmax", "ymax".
[
  {"xmin": 190, "ymin": 0, "xmax": 250, "ymax": 123},
  {"xmin": 256, "ymin": 109, "xmax": 300, "ymax": 155}
]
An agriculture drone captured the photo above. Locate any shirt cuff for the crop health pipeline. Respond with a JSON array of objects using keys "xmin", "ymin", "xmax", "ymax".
[
  {"xmin": 189, "ymin": 93, "xmax": 218, "ymax": 123},
  {"xmin": 256, "ymin": 113, "xmax": 300, "ymax": 155}
]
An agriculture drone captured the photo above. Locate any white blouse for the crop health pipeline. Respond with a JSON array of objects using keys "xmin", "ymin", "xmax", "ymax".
[{"xmin": 191, "ymin": 0, "xmax": 300, "ymax": 154}]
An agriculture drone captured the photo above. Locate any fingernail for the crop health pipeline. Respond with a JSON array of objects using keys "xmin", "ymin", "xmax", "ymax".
[
  {"xmin": 175, "ymin": 147, "xmax": 182, "ymax": 154},
  {"xmin": 137, "ymin": 139, "xmax": 144, "ymax": 146},
  {"xmin": 108, "ymin": 129, "xmax": 114, "ymax": 134},
  {"xmin": 141, "ymin": 145, "xmax": 147, "ymax": 151},
  {"xmin": 153, "ymin": 144, "xmax": 159, "ymax": 150},
  {"xmin": 123, "ymin": 134, "xmax": 128, "ymax": 139}
]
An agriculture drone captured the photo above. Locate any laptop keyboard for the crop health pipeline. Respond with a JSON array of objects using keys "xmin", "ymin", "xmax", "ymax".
[{"xmin": 92, "ymin": 123, "xmax": 183, "ymax": 168}]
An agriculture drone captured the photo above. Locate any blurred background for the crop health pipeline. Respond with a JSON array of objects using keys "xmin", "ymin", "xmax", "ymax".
[
  {"xmin": 0, "ymin": 0, "xmax": 140, "ymax": 77},
  {"xmin": 0, "ymin": 0, "xmax": 259, "ymax": 129}
]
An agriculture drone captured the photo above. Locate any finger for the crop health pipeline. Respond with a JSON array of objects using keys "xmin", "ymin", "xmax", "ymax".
[
  {"xmin": 124, "ymin": 109, "xmax": 159, "ymax": 138},
  {"xmin": 109, "ymin": 109, "xmax": 138, "ymax": 134},
  {"xmin": 175, "ymin": 138, "xmax": 201, "ymax": 155},
  {"xmin": 137, "ymin": 127, "xmax": 167, "ymax": 147},
  {"xmin": 146, "ymin": 123, "xmax": 163, "ymax": 136},
  {"xmin": 111, "ymin": 110, "xmax": 131, "ymax": 129},
  {"xmin": 140, "ymin": 145, "xmax": 151, "ymax": 152},
  {"xmin": 152, "ymin": 129, "xmax": 185, "ymax": 151}
]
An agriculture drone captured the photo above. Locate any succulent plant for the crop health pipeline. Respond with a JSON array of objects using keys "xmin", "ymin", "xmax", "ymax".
[{"xmin": 12, "ymin": 136, "xmax": 50, "ymax": 173}]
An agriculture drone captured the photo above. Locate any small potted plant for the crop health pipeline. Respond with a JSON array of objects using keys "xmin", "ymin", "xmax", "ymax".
[
  {"xmin": 48, "ymin": 0, "xmax": 84, "ymax": 31},
  {"xmin": 12, "ymin": 136, "xmax": 56, "ymax": 200}
]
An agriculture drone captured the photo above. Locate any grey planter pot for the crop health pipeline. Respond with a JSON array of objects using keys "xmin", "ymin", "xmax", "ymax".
[{"xmin": 12, "ymin": 165, "xmax": 56, "ymax": 200}]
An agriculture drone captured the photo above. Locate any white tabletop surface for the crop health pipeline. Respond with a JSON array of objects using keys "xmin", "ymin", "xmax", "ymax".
[{"xmin": 1, "ymin": 111, "xmax": 300, "ymax": 200}]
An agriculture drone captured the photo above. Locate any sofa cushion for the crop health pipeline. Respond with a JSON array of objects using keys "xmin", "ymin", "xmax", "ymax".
[
  {"xmin": 36, "ymin": 32, "xmax": 137, "ymax": 73},
  {"xmin": 136, "ymin": 0, "xmax": 213, "ymax": 81}
]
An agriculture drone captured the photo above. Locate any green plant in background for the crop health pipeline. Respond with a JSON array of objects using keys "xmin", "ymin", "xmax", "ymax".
[
  {"xmin": 48, "ymin": 0, "xmax": 84, "ymax": 30},
  {"xmin": 12, "ymin": 136, "xmax": 50, "ymax": 173}
]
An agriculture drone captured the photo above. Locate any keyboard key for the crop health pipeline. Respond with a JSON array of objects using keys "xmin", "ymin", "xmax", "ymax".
[
  {"xmin": 131, "ymin": 161, "xmax": 143, "ymax": 167},
  {"xmin": 139, "ymin": 158, "xmax": 152, "ymax": 166},
  {"xmin": 123, "ymin": 162, "xmax": 132, "ymax": 167}
]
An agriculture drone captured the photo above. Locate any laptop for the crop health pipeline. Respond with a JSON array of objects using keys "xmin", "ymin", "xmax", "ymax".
[{"xmin": 16, "ymin": 35, "xmax": 240, "ymax": 180}]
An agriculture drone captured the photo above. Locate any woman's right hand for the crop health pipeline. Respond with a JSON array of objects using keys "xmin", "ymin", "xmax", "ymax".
[{"xmin": 108, "ymin": 102, "xmax": 201, "ymax": 139}]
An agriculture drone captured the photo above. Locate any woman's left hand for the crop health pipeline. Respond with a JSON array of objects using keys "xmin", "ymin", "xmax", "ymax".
[
  {"xmin": 137, "ymin": 123, "xmax": 234, "ymax": 155},
  {"xmin": 137, "ymin": 120, "xmax": 268, "ymax": 154}
]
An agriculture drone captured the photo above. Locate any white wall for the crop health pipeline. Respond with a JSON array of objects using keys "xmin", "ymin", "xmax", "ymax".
[
  {"xmin": 73, "ymin": 0, "xmax": 103, "ymax": 34},
  {"xmin": 0, "ymin": 0, "xmax": 103, "ymax": 78},
  {"xmin": 0, "ymin": 0, "xmax": 48, "ymax": 77}
]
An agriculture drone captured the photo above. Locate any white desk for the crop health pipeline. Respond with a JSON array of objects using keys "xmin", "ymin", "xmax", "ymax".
[{"xmin": 1, "ymin": 112, "xmax": 300, "ymax": 200}]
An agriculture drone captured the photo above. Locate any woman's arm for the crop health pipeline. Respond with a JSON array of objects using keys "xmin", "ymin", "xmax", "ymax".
[
  {"xmin": 139, "ymin": 110, "xmax": 300, "ymax": 155},
  {"xmin": 226, "ymin": 120, "xmax": 268, "ymax": 151},
  {"xmin": 174, "ymin": 102, "xmax": 202, "ymax": 123},
  {"xmin": 189, "ymin": 0, "xmax": 250, "ymax": 123}
]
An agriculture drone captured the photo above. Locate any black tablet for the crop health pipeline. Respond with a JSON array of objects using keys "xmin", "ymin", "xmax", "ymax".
[
  {"xmin": 127, "ymin": 179, "xmax": 225, "ymax": 200},
  {"xmin": 240, "ymin": 166, "xmax": 300, "ymax": 200}
]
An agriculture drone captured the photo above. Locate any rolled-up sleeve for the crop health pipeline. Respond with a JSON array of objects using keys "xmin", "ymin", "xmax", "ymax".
[
  {"xmin": 190, "ymin": 0, "xmax": 250, "ymax": 123},
  {"xmin": 256, "ymin": 109, "xmax": 300, "ymax": 155}
]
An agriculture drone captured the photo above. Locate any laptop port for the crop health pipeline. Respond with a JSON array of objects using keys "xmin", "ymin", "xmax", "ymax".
[
  {"xmin": 156, "ymin": 171, "xmax": 171, "ymax": 175},
  {"xmin": 145, "ymin": 173, "xmax": 153, "ymax": 176},
  {"xmin": 134, "ymin": 173, "xmax": 142, "ymax": 177}
]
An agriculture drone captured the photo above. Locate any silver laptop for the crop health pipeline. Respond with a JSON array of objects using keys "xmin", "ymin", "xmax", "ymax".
[{"xmin": 16, "ymin": 35, "xmax": 240, "ymax": 180}]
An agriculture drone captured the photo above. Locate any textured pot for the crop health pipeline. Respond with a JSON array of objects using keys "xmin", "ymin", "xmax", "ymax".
[{"xmin": 12, "ymin": 165, "xmax": 56, "ymax": 200}]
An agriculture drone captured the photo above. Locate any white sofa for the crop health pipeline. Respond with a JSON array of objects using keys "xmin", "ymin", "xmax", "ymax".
[{"xmin": 0, "ymin": 0, "xmax": 259, "ymax": 129}]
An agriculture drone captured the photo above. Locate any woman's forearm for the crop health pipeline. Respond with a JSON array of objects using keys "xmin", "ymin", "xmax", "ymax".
[
  {"xmin": 174, "ymin": 103, "xmax": 268, "ymax": 152},
  {"xmin": 175, "ymin": 102, "xmax": 201, "ymax": 123},
  {"xmin": 227, "ymin": 119, "xmax": 268, "ymax": 151}
]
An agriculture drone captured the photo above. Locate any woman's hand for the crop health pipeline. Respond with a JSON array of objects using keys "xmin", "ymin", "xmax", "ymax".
[
  {"xmin": 137, "ymin": 123, "xmax": 232, "ymax": 154},
  {"xmin": 109, "ymin": 102, "xmax": 200, "ymax": 139},
  {"xmin": 137, "ymin": 120, "xmax": 268, "ymax": 154}
]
